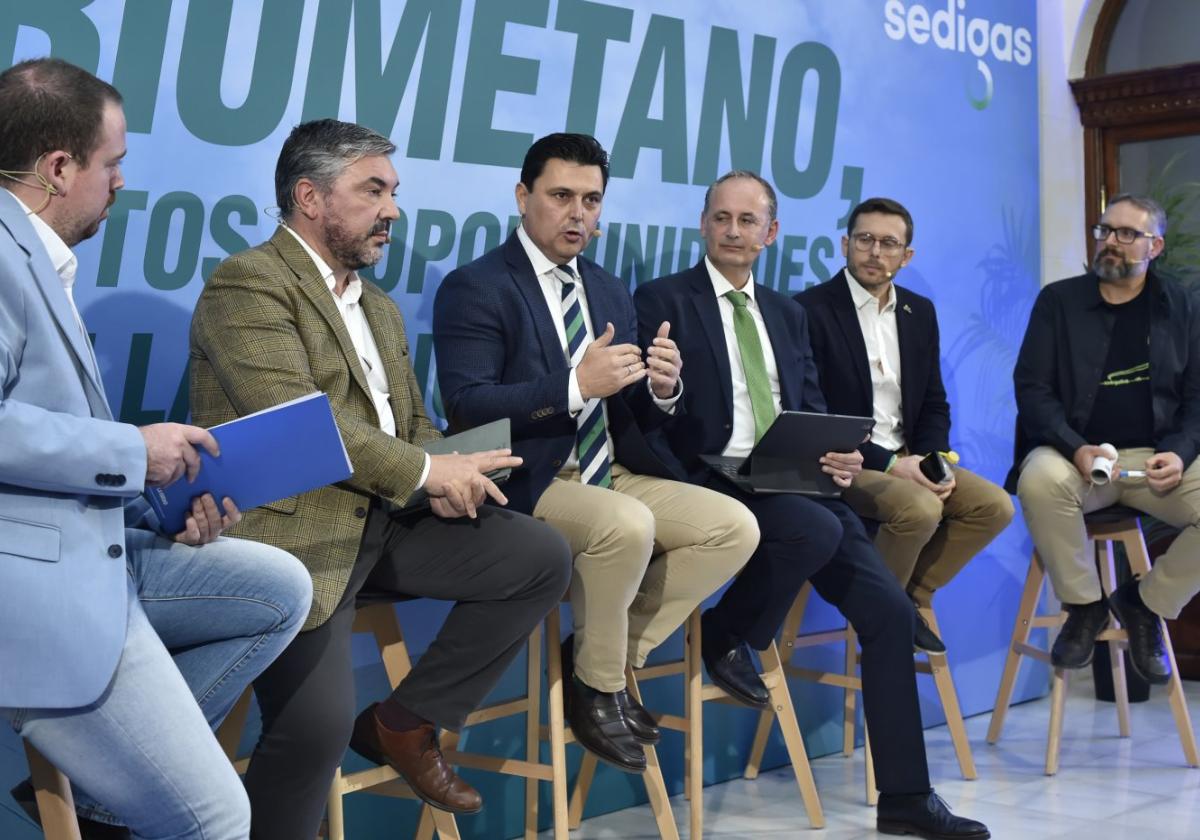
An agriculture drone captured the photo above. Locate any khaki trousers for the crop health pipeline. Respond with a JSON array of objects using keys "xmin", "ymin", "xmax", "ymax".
[
  {"xmin": 1017, "ymin": 445, "xmax": 1200, "ymax": 618},
  {"xmin": 533, "ymin": 464, "xmax": 759, "ymax": 691},
  {"xmin": 842, "ymin": 464, "xmax": 1014, "ymax": 606}
]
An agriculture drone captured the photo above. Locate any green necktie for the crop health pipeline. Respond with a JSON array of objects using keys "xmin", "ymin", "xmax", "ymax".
[{"xmin": 725, "ymin": 290, "xmax": 775, "ymax": 443}]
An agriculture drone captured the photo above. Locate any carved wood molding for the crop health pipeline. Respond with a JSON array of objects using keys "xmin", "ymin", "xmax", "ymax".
[{"xmin": 1071, "ymin": 64, "xmax": 1200, "ymax": 128}]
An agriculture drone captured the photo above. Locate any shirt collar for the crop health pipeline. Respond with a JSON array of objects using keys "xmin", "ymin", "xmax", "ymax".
[
  {"xmin": 6, "ymin": 189, "xmax": 77, "ymax": 288},
  {"xmin": 283, "ymin": 225, "xmax": 363, "ymax": 304},
  {"xmin": 517, "ymin": 223, "xmax": 579, "ymax": 279},
  {"xmin": 845, "ymin": 267, "xmax": 896, "ymax": 313},
  {"xmin": 705, "ymin": 255, "xmax": 758, "ymax": 305}
]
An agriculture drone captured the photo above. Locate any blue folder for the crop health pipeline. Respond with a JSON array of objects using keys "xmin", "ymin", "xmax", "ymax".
[{"xmin": 145, "ymin": 392, "xmax": 352, "ymax": 534}]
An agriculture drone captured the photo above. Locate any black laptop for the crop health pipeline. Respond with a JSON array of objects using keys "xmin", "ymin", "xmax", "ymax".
[{"xmin": 700, "ymin": 411, "xmax": 875, "ymax": 497}]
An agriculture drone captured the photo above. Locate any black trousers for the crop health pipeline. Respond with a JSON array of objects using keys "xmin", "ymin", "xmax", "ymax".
[
  {"xmin": 243, "ymin": 503, "xmax": 572, "ymax": 840},
  {"xmin": 704, "ymin": 486, "xmax": 932, "ymax": 796}
]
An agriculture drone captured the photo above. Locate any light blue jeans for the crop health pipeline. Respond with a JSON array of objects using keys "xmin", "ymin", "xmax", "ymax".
[{"xmin": 3, "ymin": 528, "xmax": 312, "ymax": 840}]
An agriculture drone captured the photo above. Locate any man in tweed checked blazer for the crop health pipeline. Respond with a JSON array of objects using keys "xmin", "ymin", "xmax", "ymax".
[{"xmin": 191, "ymin": 119, "xmax": 572, "ymax": 840}]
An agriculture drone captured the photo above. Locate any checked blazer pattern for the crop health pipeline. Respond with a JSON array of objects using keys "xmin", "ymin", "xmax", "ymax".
[{"xmin": 189, "ymin": 226, "xmax": 441, "ymax": 629}]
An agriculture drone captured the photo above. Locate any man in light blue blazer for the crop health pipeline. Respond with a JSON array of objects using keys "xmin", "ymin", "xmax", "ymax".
[{"xmin": 0, "ymin": 58, "xmax": 312, "ymax": 839}]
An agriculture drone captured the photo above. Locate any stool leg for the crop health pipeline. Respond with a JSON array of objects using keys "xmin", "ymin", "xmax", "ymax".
[
  {"xmin": 1123, "ymin": 529, "xmax": 1200, "ymax": 767},
  {"xmin": 24, "ymin": 742, "xmax": 82, "ymax": 840},
  {"xmin": 920, "ymin": 608, "xmax": 977, "ymax": 779},
  {"xmin": 324, "ymin": 768, "xmax": 345, "ymax": 840},
  {"xmin": 987, "ymin": 553, "xmax": 1045, "ymax": 744},
  {"xmin": 626, "ymin": 668, "xmax": 681, "ymax": 840},
  {"xmin": 545, "ymin": 609, "xmax": 570, "ymax": 838},
  {"xmin": 525, "ymin": 623, "xmax": 543, "ymax": 840},
  {"xmin": 1098, "ymin": 539, "xmax": 1131, "ymax": 737},
  {"xmin": 759, "ymin": 642, "xmax": 825, "ymax": 828},
  {"xmin": 843, "ymin": 623, "xmax": 859, "ymax": 757},
  {"xmin": 745, "ymin": 586, "xmax": 810, "ymax": 776},
  {"xmin": 567, "ymin": 752, "xmax": 597, "ymax": 830},
  {"xmin": 216, "ymin": 687, "xmax": 253, "ymax": 764},
  {"xmin": 685, "ymin": 609, "xmax": 703, "ymax": 839},
  {"xmin": 864, "ymin": 721, "xmax": 877, "ymax": 806},
  {"xmin": 430, "ymin": 809, "xmax": 463, "ymax": 839},
  {"xmin": 1045, "ymin": 665, "xmax": 1068, "ymax": 775}
]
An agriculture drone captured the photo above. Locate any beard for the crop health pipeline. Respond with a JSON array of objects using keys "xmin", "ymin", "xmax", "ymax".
[
  {"xmin": 322, "ymin": 212, "xmax": 389, "ymax": 271},
  {"xmin": 1092, "ymin": 247, "xmax": 1136, "ymax": 281}
]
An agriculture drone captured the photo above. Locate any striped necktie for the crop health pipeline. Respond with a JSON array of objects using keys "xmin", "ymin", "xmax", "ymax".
[{"xmin": 555, "ymin": 264, "xmax": 612, "ymax": 487}]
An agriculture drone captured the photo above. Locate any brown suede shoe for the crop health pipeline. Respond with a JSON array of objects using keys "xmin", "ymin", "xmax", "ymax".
[{"xmin": 368, "ymin": 710, "xmax": 483, "ymax": 814}]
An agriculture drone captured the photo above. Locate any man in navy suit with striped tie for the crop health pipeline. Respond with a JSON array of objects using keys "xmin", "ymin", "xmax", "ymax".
[{"xmin": 434, "ymin": 134, "xmax": 758, "ymax": 774}]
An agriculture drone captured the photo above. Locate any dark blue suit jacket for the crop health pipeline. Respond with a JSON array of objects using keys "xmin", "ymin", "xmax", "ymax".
[
  {"xmin": 633, "ymin": 261, "xmax": 826, "ymax": 484},
  {"xmin": 434, "ymin": 232, "xmax": 679, "ymax": 514},
  {"xmin": 794, "ymin": 269, "xmax": 951, "ymax": 472}
]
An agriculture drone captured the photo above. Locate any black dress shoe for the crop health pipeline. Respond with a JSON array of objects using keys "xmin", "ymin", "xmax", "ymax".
[
  {"xmin": 566, "ymin": 677, "xmax": 646, "ymax": 773},
  {"xmin": 1108, "ymin": 579, "xmax": 1171, "ymax": 685},
  {"xmin": 699, "ymin": 610, "xmax": 770, "ymax": 708},
  {"xmin": 913, "ymin": 607, "xmax": 946, "ymax": 654},
  {"xmin": 10, "ymin": 779, "xmax": 132, "ymax": 840},
  {"xmin": 616, "ymin": 689, "xmax": 660, "ymax": 745},
  {"xmin": 1051, "ymin": 598, "xmax": 1109, "ymax": 669},
  {"xmin": 877, "ymin": 789, "xmax": 990, "ymax": 839}
]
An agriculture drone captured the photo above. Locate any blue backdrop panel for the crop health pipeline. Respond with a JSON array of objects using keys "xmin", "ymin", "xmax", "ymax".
[{"xmin": 1, "ymin": 2, "xmax": 1044, "ymax": 837}]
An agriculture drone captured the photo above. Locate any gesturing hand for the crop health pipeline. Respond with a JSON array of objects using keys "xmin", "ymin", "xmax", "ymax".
[
  {"xmin": 425, "ymin": 448, "xmax": 523, "ymax": 519},
  {"xmin": 576, "ymin": 322, "xmax": 646, "ymax": 400},
  {"xmin": 646, "ymin": 321, "xmax": 682, "ymax": 399},
  {"xmin": 140, "ymin": 423, "xmax": 220, "ymax": 487}
]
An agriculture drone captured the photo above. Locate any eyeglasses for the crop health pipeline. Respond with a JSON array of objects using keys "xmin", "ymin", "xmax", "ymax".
[
  {"xmin": 850, "ymin": 232, "xmax": 906, "ymax": 255},
  {"xmin": 1091, "ymin": 224, "xmax": 1157, "ymax": 244}
]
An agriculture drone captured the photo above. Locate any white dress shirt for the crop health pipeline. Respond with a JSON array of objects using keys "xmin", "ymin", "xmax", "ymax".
[
  {"xmin": 845, "ymin": 269, "xmax": 905, "ymax": 451},
  {"xmin": 705, "ymin": 257, "xmax": 783, "ymax": 458},
  {"xmin": 517, "ymin": 223, "xmax": 678, "ymax": 472},
  {"xmin": 284, "ymin": 226, "xmax": 431, "ymax": 486}
]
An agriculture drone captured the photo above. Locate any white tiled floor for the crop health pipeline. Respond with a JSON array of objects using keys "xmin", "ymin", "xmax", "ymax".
[{"xmin": 547, "ymin": 675, "xmax": 1200, "ymax": 838}]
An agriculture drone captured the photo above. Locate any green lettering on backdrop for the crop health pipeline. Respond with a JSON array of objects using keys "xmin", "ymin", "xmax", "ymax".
[
  {"xmin": 302, "ymin": 0, "xmax": 461, "ymax": 159},
  {"xmin": 111, "ymin": 0, "xmax": 171, "ymax": 133},
  {"xmin": 0, "ymin": 0, "xmax": 99, "ymax": 74},
  {"xmin": 457, "ymin": 211, "xmax": 503, "ymax": 267},
  {"xmin": 406, "ymin": 209, "xmax": 456, "ymax": 294},
  {"xmin": 412, "ymin": 333, "xmax": 444, "ymax": 420},
  {"xmin": 620, "ymin": 224, "xmax": 659, "ymax": 287},
  {"xmin": 610, "ymin": 14, "xmax": 688, "ymax": 184},
  {"xmin": 693, "ymin": 28, "xmax": 776, "ymax": 185},
  {"xmin": 120, "ymin": 333, "xmax": 163, "ymax": 424},
  {"xmin": 772, "ymin": 42, "xmax": 840, "ymax": 199},
  {"xmin": 177, "ymin": 0, "xmax": 302, "ymax": 145},
  {"xmin": 809, "ymin": 235, "xmax": 835, "ymax": 282},
  {"xmin": 555, "ymin": 0, "xmax": 633, "ymax": 136},
  {"xmin": 778, "ymin": 234, "xmax": 807, "ymax": 292},
  {"xmin": 96, "ymin": 190, "xmax": 149, "ymax": 288},
  {"xmin": 201, "ymin": 195, "xmax": 257, "ymax": 281},
  {"xmin": 144, "ymin": 191, "xmax": 204, "ymax": 291},
  {"xmin": 454, "ymin": 0, "xmax": 549, "ymax": 167}
]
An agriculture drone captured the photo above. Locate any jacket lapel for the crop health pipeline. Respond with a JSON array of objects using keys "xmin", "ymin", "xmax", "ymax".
[
  {"xmin": 270, "ymin": 227, "xmax": 373, "ymax": 400},
  {"xmin": 894, "ymin": 286, "xmax": 920, "ymax": 431},
  {"xmin": 504, "ymin": 233, "xmax": 569, "ymax": 370},
  {"xmin": 829, "ymin": 270, "xmax": 873, "ymax": 407},
  {"xmin": 0, "ymin": 194, "xmax": 109, "ymax": 415},
  {"xmin": 686, "ymin": 265, "xmax": 734, "ymax": 419},
  {"xmin": 756, "ymin": 289, "xmax": 797, "ymax": 410}
]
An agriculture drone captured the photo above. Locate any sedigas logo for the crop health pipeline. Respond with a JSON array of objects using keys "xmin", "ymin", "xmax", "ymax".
[{"xmin": 883, "ymin": 0, "xmax": 1033, "ymax": 110}]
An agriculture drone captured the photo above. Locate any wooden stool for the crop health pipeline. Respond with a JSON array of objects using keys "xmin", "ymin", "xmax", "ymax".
[
  {"xmin": 218, "ymin": 594, "xmax": 568, "ymax": 839},
  {"xmin": 566, "ymin": 607, "xmax": 826, "ymax": 837},
  {"xmin": 21, "ymin": 742, "xmax": 82, "ymax": 840},
  {"xmin": 744, "ymin": 581, "xmax": 977, "ymax": 806},
  {"xmin": 987, "ymin": 506, "xmax": 1199, "ymax": 774}
]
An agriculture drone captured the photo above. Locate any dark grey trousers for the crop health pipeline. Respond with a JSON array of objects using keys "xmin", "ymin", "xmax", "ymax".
[{"xmin": 243, "ymin": 502, "xmax": 572, "ymax": 840}]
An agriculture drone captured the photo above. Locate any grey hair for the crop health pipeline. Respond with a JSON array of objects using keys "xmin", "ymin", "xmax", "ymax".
[
  {"xmin": 703, "ymin": 170, "xmax": 778, "ymax": 221},
  {"xmin": 1106, "ymin": 192, "xmax": 1167, "ymax": 237},
  {"xmin": 275, "ymin": 119, "xmax": 396, "ymax": 218}
]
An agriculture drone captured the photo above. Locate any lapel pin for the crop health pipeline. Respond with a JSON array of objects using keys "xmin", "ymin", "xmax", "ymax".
[{"xmin": 902, "ymin": 303, "xmax": 912, "ymax": 314}]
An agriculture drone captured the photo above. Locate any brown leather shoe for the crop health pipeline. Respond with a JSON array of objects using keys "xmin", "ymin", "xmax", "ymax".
[{"xmin": 368, "ymin": 710, "xmax": 483, "ymax": 814}]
